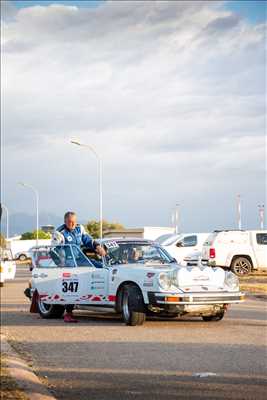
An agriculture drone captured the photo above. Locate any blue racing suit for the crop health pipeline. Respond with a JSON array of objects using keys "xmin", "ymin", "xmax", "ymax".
[
  {"xmin": 57, "ymin": 224, "xmax": 97, "ymax": 250},
  {"xmin": 56, "ymin": 224, "xmax": 102, "ymax": 268}
]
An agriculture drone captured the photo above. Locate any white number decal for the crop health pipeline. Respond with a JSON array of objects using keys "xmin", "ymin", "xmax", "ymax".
[
  {"xmin": 104, "ymin": 241, "xmax": 119, "ymax": 249},
  {"xmin": 62, "ymin": 281, "xmax": 79, "ymax": 293}
]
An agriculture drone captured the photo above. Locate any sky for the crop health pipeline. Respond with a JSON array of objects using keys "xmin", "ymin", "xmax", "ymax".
[{"xmin": 1, "ymin": 0, "xmax": 266, "ymax": 233}]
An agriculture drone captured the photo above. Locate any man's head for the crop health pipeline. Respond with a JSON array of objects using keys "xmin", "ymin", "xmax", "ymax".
[{"xmin": 64, "ymin": 211, "xmax": 77, "ymax": 231}]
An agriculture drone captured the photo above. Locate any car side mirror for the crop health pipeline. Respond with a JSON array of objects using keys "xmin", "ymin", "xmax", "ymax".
[{"xmin": 176, "ymin": 241, "xmax": 183, "ymax": 248}]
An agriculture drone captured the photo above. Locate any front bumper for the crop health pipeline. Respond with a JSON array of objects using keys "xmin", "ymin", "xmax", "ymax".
[{"xmin": 148, "ymin": 291, "xmax": 245, "ymax": 306}]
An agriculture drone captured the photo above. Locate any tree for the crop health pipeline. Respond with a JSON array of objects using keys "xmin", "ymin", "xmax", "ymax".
[
  {"xmin": 0, "ymin": 233, "xmax": 6, "ymax": 248},
  {"xmin": 20, "ymin": 230, "xmax": 51, "ymax": 240},
  {"xmin": 86, "ymin": 220, "xmax": 124, "ymax": 239}
]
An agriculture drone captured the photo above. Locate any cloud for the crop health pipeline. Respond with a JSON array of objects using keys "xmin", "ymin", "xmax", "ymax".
[
  {"xmin": 1, "ymin": 0, "xmax": 266, "ymax": 231},
  {"xmin": 0, "ymin": 0, "xmax": 18, "ymax": 21},
  {"xmin": 204, "ymin": 14, "xmax": 240, "ymax": 33}
]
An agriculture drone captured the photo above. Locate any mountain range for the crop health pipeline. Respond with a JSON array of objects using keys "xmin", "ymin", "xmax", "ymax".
[{"xmin": 1, "ymin": 212, "xmax": 64, "ymax": 237}]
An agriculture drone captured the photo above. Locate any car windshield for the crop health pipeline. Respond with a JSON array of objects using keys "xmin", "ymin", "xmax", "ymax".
[
  {"xmin": 155, "ymin": 233, "xmax": 174, "ymax": 244},
  {"xmin": 161, "ymin": 234, "xmax": 183, "ymax": 246},
  {"xmin": 104, "ymin": 241, "xmax": 174, "ymax": 266}
]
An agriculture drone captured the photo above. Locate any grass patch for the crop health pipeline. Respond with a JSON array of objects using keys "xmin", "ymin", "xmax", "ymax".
[
  {"xmin": 240, "ymin": 283, "xmax": 267, "ymax": 294},
  {"xmin": 239, "ymin": 272, "xmax": 267, "ymax": 294}
]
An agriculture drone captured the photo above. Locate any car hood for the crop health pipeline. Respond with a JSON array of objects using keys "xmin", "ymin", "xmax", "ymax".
[
  {"xmin": 113, "ymin": 262, "xmax": 177, "ymax": 274},
  {"xmin": 177, "ymin": 266, "xmax": 226, "ymax": 288}
]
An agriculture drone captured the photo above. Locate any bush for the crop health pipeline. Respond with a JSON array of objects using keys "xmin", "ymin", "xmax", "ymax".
[
  {"xmin": 86, "ymin": 220, "xmax": 124, "ymax": 239},
  {"xmin": 20, "ymin": 230, "xmax": 51, "ymax": 240}
]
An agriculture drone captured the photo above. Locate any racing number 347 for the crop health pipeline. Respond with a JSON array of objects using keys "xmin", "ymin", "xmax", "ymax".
[{"xmin": 62, "ymin": 281, "xmax": 79, "ymax": 293}]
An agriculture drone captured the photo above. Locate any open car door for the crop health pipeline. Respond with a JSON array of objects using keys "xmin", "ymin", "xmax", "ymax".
[
  {"xmin": 31, "ymin": 245, "xmax": 106, "ymax": 304},
  {"xmin": 32, "ymin": 245, "xmax": 93, "ymax": 305}
]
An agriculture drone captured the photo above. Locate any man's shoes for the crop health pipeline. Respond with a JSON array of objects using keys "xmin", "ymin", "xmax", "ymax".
[{"xmin": 64, "ymin": 313, "xmax": 79, "ymax": 323}]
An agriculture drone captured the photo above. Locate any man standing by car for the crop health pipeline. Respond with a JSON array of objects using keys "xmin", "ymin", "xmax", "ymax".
[{"xmin": 53, "ymin": 211, "xmax": 106, "ymax": 323}]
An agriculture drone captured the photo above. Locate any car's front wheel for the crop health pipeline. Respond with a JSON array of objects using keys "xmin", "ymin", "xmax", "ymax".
[
  {"xmin": 38, "ymin": 300, "xmax": 65, "ymax": 319},
  {"xmin": 122, "ymin": 284, "xmax": 146, "ymax": 326},
  {"xmin": 18, "ymin": 254, "xmax": 28, "ymax": 261},
  {"xmin": 202, "ymin": 311, "xmax": 225, "ymax": 322}
]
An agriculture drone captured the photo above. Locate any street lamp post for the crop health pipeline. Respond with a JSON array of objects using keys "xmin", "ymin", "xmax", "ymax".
[
  {"xmin": 237, "ymin": 194, "xmax": 242, "ymax": 230},
  {"xmin": 258, "ymin": 205, "xmax": 265, "ymax": 230},
  {"xmin": 175, "ymin": 203, "xmax": 179, "ymax": 234},
  {"xmin": 1, "ymin": 204, "xmax": 9, "ymax": 239},
  {"xmin": 18, "ymin": 183, "xmax": 39, "ymax": 246},
  {"xmin": 70, "ymin": 140, "xmax": 103, "ymax": 240},
  {"xmin": 171, "ymin": 204, "xmax": 180, "ymax": 234}
]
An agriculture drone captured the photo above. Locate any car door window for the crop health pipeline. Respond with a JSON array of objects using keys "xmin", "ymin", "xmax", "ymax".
[
  {"xmin": 256, "ymin": 233, "xmax": 267, "ymax": 245},
  {"xmin": 71, "ymin": 245, "xmax": 95, "ymax": 267},
  {"xmin": 182, "ymin": 235, "xmax": 197, "ymax": 247},
  {"xmin": 31, "ymin": 246, "xmax": 76, "ymax": 268}
]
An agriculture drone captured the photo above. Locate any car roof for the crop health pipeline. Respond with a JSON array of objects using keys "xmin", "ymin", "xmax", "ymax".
[{"xmin": 102, "ymin": 237, "xmax": 155, "ymax": 244}]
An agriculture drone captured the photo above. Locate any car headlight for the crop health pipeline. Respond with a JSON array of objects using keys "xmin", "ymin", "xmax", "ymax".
[
  {"xmin": 224, "ymin": 271, "xmax": 239, "ymax": 291},
  {"xmin": 158, "ymin": 272, "xmax": 172, "ymax": 290}
]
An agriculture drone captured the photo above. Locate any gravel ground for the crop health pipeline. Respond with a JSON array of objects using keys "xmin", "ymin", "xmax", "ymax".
[{"xmin": 0, "ymin": 356, "xmax": 29, "ymax": 400}]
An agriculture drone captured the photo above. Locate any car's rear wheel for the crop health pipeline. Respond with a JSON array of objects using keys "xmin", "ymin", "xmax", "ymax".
[
  {"xmin": 202, "ymin": 311, "xmax": 225, "ymax": 322},
  {"xmin": 122, "ymin": 284, "xmax": 146, "ymax": 326},
  {"xmin": 18, "ymin": 254, "xmax": 27, "ymax": 261},
  {"xmin": 230, "ymin": 257, "xmax": 252, "ymax": 276},
  {"xmin": 38, "ymin": 300, "xmax": 65, "ymax": 319}
]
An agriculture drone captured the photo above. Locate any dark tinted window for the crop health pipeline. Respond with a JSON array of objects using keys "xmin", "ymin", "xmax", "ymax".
[
  {"xmin": 256, "ymin": 233, "xmax": 267, "ymax": 245},
  {"xmin": 183, "ymin": 235, "xmax": 197, "ymax": 247}
]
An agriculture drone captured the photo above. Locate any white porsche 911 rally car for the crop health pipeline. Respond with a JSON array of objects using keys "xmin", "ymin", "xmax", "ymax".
[{"xmin": 28, "ymin": 238, "xmax": 244, "ymax": 325}]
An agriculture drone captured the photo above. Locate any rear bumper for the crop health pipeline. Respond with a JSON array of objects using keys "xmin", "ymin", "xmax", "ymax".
[
  {"xmin": 201, "ymin": 259, "xmax": 217, "ymax": 267},
  {"xmin": 148, "ymin": 291, "xmax": 245, "ymax": 305}
]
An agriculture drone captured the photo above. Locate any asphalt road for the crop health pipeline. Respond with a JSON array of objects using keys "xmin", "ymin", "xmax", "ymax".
[{"xmin": 1, "ymin": 265, "xmax": 267, "ymax": 400}]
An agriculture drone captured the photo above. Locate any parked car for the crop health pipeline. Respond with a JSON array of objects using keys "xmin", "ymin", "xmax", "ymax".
[
  {"xmin": 202, "ymin": 230, "xmax": 267, "ymax": 276},
  {"xmin": 0, "ymin": 248, "xmax": 16, "ymax": 286},
  {"xmin": 155, "ymin": 233, "xmax": 174, "ymax": 244},
  {"xmin": 160, "ymin": 233, "xmax": 209, "ymax": 266},
  {"xmin": 27, "ymin": 238, "xmax": 244, "ymax": 325},
  {"xmin": 8, "ymin": 239, "xmax": 51, "ymax": 261}
]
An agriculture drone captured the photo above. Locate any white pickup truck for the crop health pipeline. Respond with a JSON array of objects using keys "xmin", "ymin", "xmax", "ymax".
[{"xmin": 202, "ymin": 230, "xmax": 267, "ymax": 276}]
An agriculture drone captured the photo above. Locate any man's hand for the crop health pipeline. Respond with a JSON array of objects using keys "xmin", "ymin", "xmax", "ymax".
[{"xmin": 95, "ymin": 245, "xmax": 106, "ymax": 257}]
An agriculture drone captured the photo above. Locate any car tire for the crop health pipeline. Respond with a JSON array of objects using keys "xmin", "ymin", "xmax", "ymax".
[
  {"xmin": 115, "ymin": 288, "xmax": 123, "ymax": 314},
  {"xmin": 202, "ymin": 311, "xmax": 224, "ymax": 322},
  {"xmin": 18, "ymin": 254, "xmax": 27, "ymax": 261},
  {"xmin": 38, "ymin": 300, "xmax": 65, "ymax": 319},
  {"xmin": 230, "ymin": 257, "xmax": 252, "ymax": 276},
  {"xmin": 122, "ymin": 284, "xmax": 146, "ymax": 326}
]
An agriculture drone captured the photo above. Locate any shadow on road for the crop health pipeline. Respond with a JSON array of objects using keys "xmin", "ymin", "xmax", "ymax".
[{"xmin": 6, "ymin": 340, "xmax": 267, "ymax": 400}]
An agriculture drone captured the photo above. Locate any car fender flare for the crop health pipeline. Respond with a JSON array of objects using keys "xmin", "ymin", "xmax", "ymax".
[{"xmin": 230, "ymin": 254, "xmax": 254, "ymax": 269}]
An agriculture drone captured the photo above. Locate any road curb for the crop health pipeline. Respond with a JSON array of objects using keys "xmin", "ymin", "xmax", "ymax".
[{"xmin": 1, "ymin": 334, "xmax": 57, "ymax": 400}]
